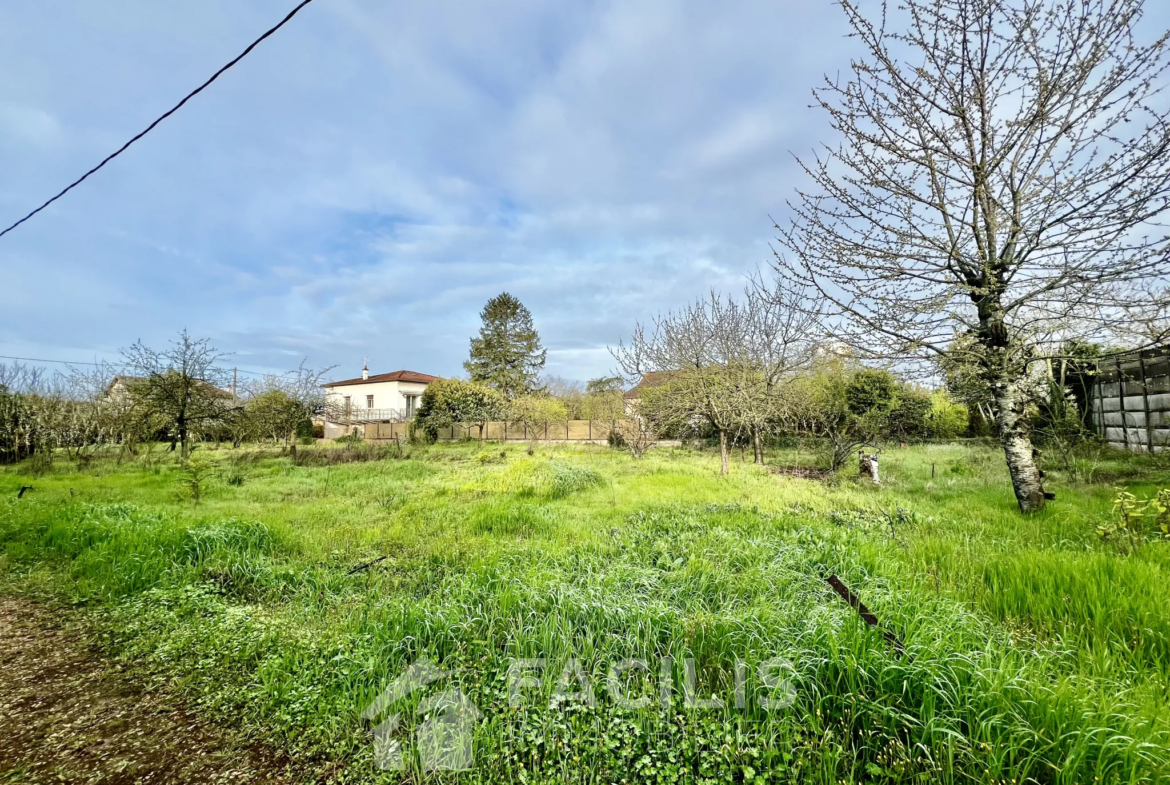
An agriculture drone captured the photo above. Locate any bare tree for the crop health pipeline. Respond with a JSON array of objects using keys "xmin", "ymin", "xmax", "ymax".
[
  {"xmin": 243, "ymin": 362, "xmax": 334, "ymax": 454},
  {"xmin": 0, "ymin": 361, "xmax": 47, "ymax": 395},
  {"xmin": 614, "ymin": 294, "xmax": 754, "ymax": 475},
  {"xmin": 774, "ymin": 0, "xmax": 1170, "ymax": 512},
  {"xmin": 736, "ymin": 275, "xmax": 821, "ymax": 463},
  {"xmin": 121, "ymin": 331, "xmax": 235, "ymax": 459}
]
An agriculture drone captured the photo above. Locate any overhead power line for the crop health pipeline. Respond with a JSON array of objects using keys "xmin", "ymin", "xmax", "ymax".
[
  {"xmin": 0, "ymin": 354, "xmax": 109, "ymax": 367},
  {"xmin": 0, "ymin": 353, "xmax": 272, "ymax": 377},
  {"xmin": 0, "ymin": 0, "xmax": 318, "ymax": 240}
]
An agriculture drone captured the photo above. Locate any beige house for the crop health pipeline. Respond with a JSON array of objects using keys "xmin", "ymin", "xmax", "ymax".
[
  {"xmin": 622, "ymin": 371, "xmax": 675, "ymax": 414},
  {"xmin": 321, "ymin": 365, "xmax": 438, "ymax": 438}
]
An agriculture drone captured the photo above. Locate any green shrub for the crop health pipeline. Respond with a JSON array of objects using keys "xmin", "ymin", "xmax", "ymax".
[
  {"xmin": 545, "ymin": 461, "xmax": 604, "ymax": 498},
  {"xmin": 1097, "ymin": 487, "xmax": 1170, "ymax": 550}
]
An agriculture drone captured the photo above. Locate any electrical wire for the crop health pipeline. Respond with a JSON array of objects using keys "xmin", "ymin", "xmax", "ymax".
[
  {"xmin": 0, "ymin": 0, "xmax": 318, "ymax": 240},
  {"xmin": 0, "ymin": 353, "xmax": 272, "ymax": 376}
]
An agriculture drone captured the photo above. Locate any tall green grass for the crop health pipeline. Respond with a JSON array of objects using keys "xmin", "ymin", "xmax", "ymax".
[{"xmin": 1, "ymin": 440, "xmax": 1168, "ymax": 783}]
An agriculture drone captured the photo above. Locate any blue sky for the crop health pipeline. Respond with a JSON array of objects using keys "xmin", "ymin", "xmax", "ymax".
[{"xmin": 3, "ymin": 1, "xmax": 1167, "ymax": 383}]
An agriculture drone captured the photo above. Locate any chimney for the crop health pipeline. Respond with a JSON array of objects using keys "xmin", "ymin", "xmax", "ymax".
[{"xmin": 362, "ymin": 357, "xmax": 369, "ymax": 380}]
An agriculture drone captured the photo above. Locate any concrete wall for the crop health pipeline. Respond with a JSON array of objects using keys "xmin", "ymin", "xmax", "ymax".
[
  {"xmin": 354, "ymin": 420, "xmax": 621, "ymax": 442},
  {"xmin": 1086, "ymin": 347, "xmax": 1170, "ymax": 452}
]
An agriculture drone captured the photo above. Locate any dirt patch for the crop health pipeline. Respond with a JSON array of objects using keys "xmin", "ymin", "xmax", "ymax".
[
  {"xmin": 0, "ymin": 597, "xmax": 322, "ymax": 784},
  {"xmin": 770, "ymin": 465, "xmax": 833, "ymax": 480}
]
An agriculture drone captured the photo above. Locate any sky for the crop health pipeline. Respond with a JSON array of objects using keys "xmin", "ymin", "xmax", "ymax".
[{"xmin": 3, "ymin": 1, "xmax": 1167, "ymax": 385}]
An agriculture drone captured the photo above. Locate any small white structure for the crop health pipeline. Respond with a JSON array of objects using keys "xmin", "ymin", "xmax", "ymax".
[{"xmin": 321, "ymin": 364, "xmax": 438, "ymax": 438}]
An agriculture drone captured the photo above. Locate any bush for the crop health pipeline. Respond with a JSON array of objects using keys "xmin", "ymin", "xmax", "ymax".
[
  {"xmin": 415, "ymin": 379, "xmax": 506, "ymax": 442},
  {"xmin": 927, "ymin": 391, "xmax": 968, "ymax": 439},
  {"xmin": 292, "ymin": 444, "xmax": 390, "ymax": 466},
  {"xmin": 887, "ymin": 390, "xmax": 932, "ymax": 440},
  {"xmin": 1097, "ymin": 488, "xmax": 1170, "ymax": 551},
  {"xmin": 546, "ymin": 461, "xmax": 604, "ymax": 498}
]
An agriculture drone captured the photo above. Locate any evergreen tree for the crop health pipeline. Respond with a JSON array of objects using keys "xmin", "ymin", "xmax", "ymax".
[{"xmin": 464, "ymin": 293, "xmax": 546, "ymax": 398}]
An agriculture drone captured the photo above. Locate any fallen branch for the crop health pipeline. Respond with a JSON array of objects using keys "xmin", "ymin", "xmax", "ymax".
[
  {"xmin": 346, "ymin": 555, "xmax": 388, "ymax": 575},
  {"xmin": 17, "ymin": 486, "xmax": 34, "ymax": 499},
  {"xmin": 825, "ymin": 574, "xmax": 905, "ymax": 657}
]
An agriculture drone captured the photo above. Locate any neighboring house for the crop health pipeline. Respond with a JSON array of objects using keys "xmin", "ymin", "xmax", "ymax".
[
  {"xmin": 104, "ymin": 375, "xmax": 236, "ymax": 402},
  {"xmin": 622, "ymin": 371, "xmax": 675, "ymax": 414},
  {"xmin": 104, "ymin": 375, "xmax": 142, "ymax": 402},
  {"xmin": 321, "ymin": 364, "xmax": 438, "ymax": 438}
]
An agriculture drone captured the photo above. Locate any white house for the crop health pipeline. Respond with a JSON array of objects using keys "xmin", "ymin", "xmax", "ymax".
[{"xmin": 321, "ymin": 364, "xmax": 438, "ymax": 438}]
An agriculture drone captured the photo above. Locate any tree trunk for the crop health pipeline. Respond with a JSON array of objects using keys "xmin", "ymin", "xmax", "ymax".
[
  {"xmin": 178, "ymin": 415, "xmax": 189, "ymax": 460},
  {"xmin": 752, "ymin": 427, "xmax": 764, "ymax": 464},
  {"xmin": 993, "ymin": 376, "xmax": 1047, "ymax": 513},
  {"xmin": 718, "ymin": 429, "xmax": 730, "ymax": 475}
]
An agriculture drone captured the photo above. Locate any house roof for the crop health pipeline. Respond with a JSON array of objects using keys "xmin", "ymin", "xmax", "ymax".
[
  {"xmin": 106, "ymin": 374, "xmax": 235, "ymax": 398},
  {"xmin": 322, "ymin": 370, "xmax": 439, "ymax": 388},
  {"xmin": 623, "ymin": 371, "xmax": 676, "ymax": 398}
]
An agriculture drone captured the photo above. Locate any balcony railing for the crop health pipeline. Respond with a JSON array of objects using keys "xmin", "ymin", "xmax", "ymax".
[{"xmin": 328, "ymin": 407, "xmax": 414, "ymax": 424}]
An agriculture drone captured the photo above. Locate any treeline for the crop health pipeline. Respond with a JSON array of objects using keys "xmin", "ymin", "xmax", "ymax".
[
  {"xmin": 0, "ymin": 331, "xmax": 331, "ymax": 466},
  {"xmin": 416, "ymin": 288, "xmax": 972, "ymax": 472},
  {"xmin": 413, "ymin": 377, "xmax": 627, "ymax": 441}
]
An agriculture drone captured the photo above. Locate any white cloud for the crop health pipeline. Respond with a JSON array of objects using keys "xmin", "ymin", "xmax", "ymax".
[{"xmin": 16, "ymin": 0, "xmax": 1161, "ymax": 380}]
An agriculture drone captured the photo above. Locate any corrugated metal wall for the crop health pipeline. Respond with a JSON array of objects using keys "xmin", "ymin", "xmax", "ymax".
[{"xmin": 1087, "ymin": 347, "xmax": 1170, "ymax": 452}]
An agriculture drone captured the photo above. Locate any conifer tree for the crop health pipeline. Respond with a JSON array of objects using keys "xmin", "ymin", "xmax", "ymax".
[{"xmin": 464, "ymin": 293, "xmax": 546, "ymax": 399}]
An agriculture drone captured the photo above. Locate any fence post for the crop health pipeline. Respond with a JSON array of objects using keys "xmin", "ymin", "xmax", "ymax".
[
  {"xmin": 589, "ymin": 420, "xmax": 592, "ymax": 440},
  {"xmin": 1140, "ymin": 353, "xmax": 1154, "ymax": 453},
  {"xmin": 1096, "ymin": 360, "xmax": 1107, "ymax": 441},
  {"xmin": 1118, "ymin": 357, "xmax": 1130, "ymax": 451}
]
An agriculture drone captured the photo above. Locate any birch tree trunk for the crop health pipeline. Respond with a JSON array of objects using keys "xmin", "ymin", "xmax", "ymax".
[{"xmin": 992, "ymin": 374, "xmax": 1046, "ymax": 513}]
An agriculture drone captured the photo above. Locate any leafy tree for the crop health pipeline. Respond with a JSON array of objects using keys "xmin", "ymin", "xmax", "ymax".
[
  {"xmin": 465, "ymin": 293, "xmax": 547, "ymax": 399},
  {"xmin": 791, "ymin": 360, "xmax": 898, "ymax": 470},
  {"xmin": 241, "ymin": 363, "xmax": 332, "ymax": 454},
  {"xmin": 542, "ymin": 376, "xmax": 587, "ymax": 419},
  {"xmin": 508, "ymin": 394, "xmax": 569, "ymax": 443},
  {"xmin": 887, "ymin": 389, "xmax": 933, "ymax": 442},
  {"xmin": 586, "ymin": 376, "xmax": 624, "ymax": 394},
  {"xmin": 926, "ymin": 391, "xmax": 968, "ymax": 440},
  {"xmin": 246, "ymin": 390, "xmax": 308, "ymax": 448},
  {"xmin": 581, "ymin": 388, "xmax": 626, "ymax": 426},
  {"xmin": 415, "ymin": 378, "xmax": 506, "ymax": 442},
  {"xmin": 845, "ymin": 369, "xmax": 898, "ymax": 418}
]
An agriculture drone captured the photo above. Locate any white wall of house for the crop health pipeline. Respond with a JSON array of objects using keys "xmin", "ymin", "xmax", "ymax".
[{"xmin": 323, "ymin": 380, "xmax": 431, "ymax": 438}]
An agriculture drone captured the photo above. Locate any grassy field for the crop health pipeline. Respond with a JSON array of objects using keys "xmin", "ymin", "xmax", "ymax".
[{"xmin": 1, "ymin": 439, "xmax": 1169, "ymax": 784}]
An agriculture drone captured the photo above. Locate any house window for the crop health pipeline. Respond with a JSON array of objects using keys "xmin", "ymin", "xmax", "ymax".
[
  {"xmin": 406, "ymin": 395, "xmax": 417, "ymax": 417},
  {"xmin": 366, "ymin": 394, "xmax": 374, "ymax": 409}
]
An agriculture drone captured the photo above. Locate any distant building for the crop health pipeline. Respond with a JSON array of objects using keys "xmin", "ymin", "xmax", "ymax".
[
  {"xmin": 321, "ymin": 363, "xmax": 438, "ymax": 438},
  {"xmin": 622, "ymin": 371, "xmax": 675, "ymax": 413}
]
